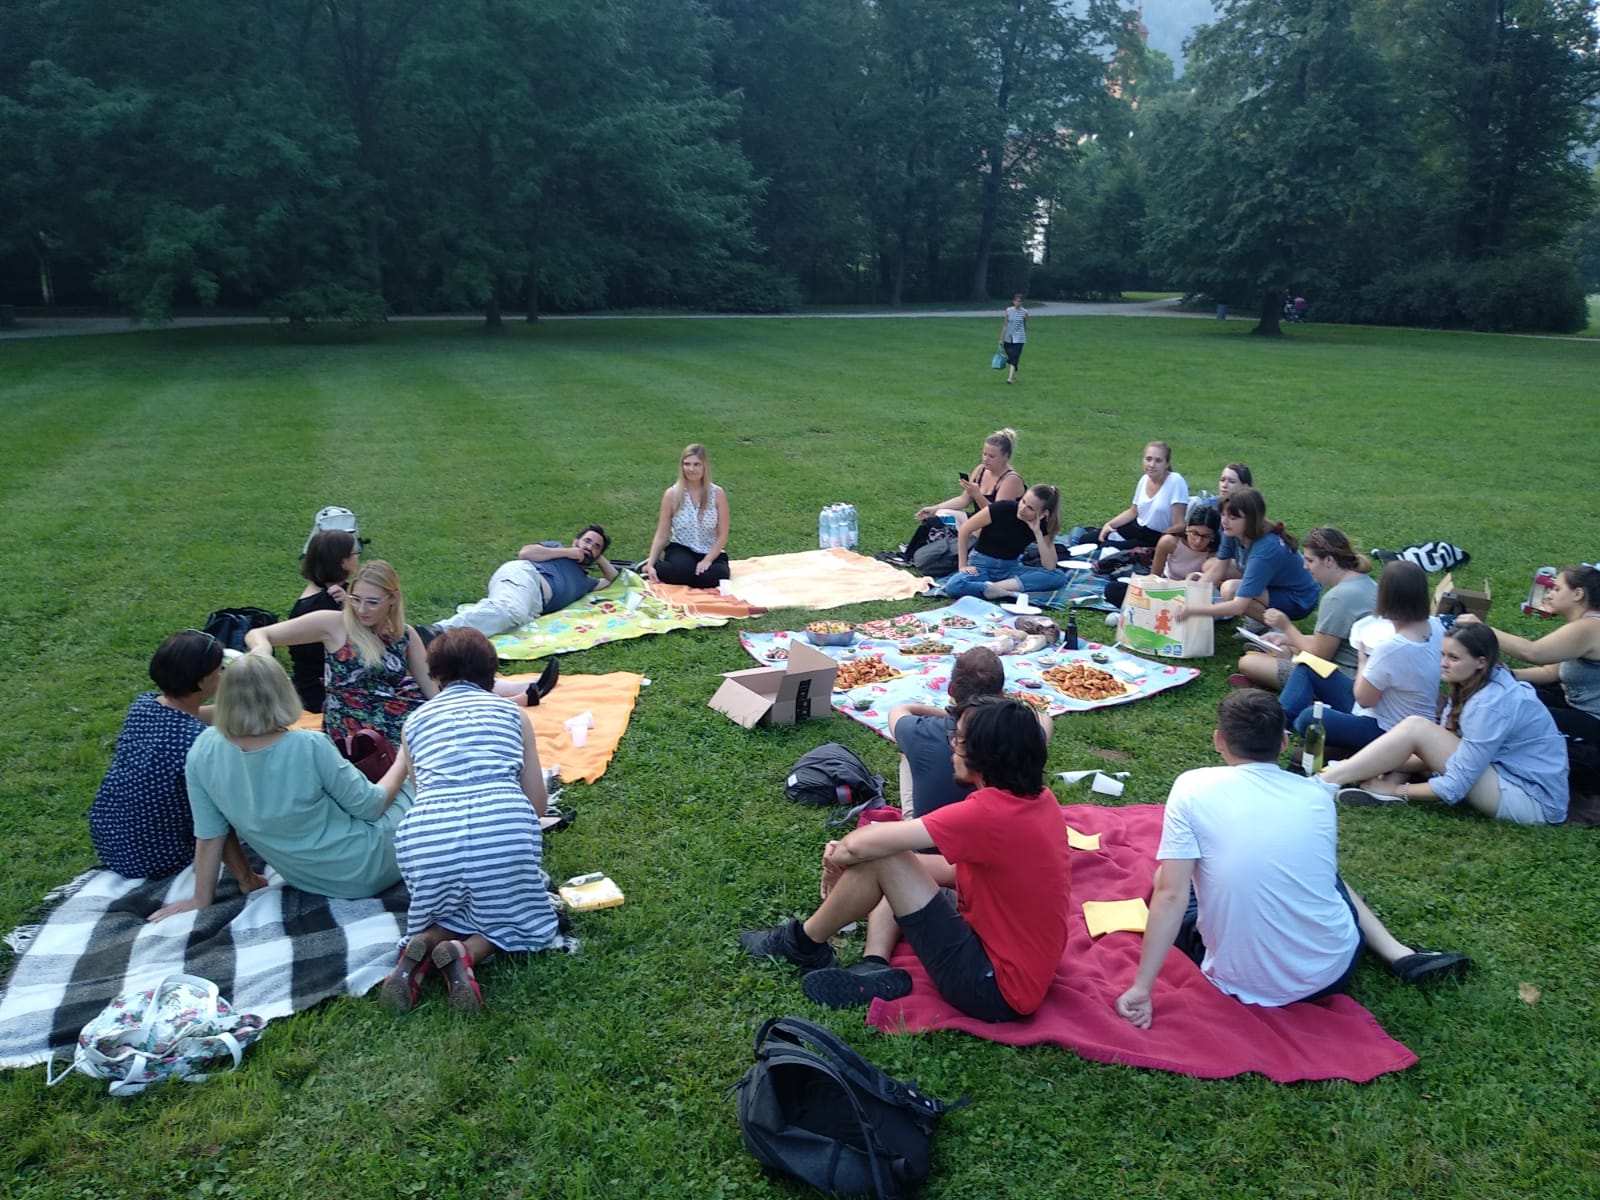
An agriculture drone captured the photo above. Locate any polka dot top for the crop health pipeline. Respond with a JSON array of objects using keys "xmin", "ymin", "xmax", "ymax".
[{"xmin": 88, "ymin": 692, "xmax": 205, "ymax": 878}]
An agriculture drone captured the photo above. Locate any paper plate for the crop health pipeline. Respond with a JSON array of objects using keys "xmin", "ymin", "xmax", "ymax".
[
  {"xmin": 1001, "ymin": 602, "xmax": 1043, "ymax": 615},
  {"xmin": 1349, "ymin": 615, "xmax": 1397, "ymax": 653}
]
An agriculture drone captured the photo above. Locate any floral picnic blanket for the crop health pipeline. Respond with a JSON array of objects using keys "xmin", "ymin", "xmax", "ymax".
[
  {"xmin": 489, "ymin": 570, "xmax": 728, "ymax": 661},
  {"xmin": 925, "ymin": 562, "xmax": 1118, "ymax": 612},
  {"xmin": 737, "ymin": 596, "xmax": 1200, "ymax": 740}
]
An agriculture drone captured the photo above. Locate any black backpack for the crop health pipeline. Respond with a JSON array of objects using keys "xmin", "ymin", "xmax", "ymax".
[
  {"xmin": 201, "ymin": 606, "xmax": 280, "ymax": 653},
  {"xmin": 730, "ymin": 1017, "xmax": 967, "ymax": 1200},
  {"xmin": 785, "ymin": 743, "xmax": 885, "ymax": 825}
]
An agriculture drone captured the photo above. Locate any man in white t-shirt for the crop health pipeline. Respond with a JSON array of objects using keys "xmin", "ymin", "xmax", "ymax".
[{"xmin": 1115, "ymin": 690, "xmax": 1470, "ymax": 1029}]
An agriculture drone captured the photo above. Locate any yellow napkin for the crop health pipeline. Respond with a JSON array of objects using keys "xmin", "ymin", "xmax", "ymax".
[
  {"xmin": 1082, "ymin": 897, "xmax": 1149, "ymax": 937},
  {"xmin": 1292, "ymin": 651, "xmax": 1338, "ymax": 678},
  {"xmin": 1065, "ymin": 825, "xmax": 1101, "ymax": 851}
]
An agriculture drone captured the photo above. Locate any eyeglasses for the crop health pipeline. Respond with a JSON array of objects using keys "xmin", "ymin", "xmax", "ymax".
[
  {"xmin": 348, "ymin": 594, "xmax": 388, "ymax": 610},
  {"xmin": 1184, "ymin": 528, "xmax": 1216, "ymax": 543},
  {"xmin": 946, "ymin": 733, "xmax": 967, "ymax": 752},
  {"xmin": 183, "ymin": 628, "xmax": 221, "ymax": 651}
]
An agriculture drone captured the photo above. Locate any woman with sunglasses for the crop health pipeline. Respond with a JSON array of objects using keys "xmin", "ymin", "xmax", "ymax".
[
  {"xmin": 89, "ymin": 630, "xmax": 227, "ymax": 879},
  {"xmin": 246, "ymin": 560, "xmax": 437, "ymax": 745}
]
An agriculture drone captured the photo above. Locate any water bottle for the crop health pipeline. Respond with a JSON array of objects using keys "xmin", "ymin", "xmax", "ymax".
[
  {"xmin": 827, "ymin": 504, "xmax": 843, "ymax": 549},
  {"xmin": 844, "ymin": 503, "xmax": 859, "ymax": 550},
  {"xmin": 1301, "ymin": 702, "xmax": 1327, "ymax": 777},
  {"xmin": 818, "ymin": 507, "xmax": 831, "ymax": 549}
]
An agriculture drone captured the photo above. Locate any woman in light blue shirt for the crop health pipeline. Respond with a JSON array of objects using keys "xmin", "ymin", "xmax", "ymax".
[{"xmin": 1321, "ymin": 622, "xmax": 1568, "ymax": 824}]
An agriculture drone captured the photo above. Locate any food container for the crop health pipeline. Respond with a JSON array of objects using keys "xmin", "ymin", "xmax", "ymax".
[{"xmin": 803, "ymin": 621, "xmax": 858, "ymax": 646}]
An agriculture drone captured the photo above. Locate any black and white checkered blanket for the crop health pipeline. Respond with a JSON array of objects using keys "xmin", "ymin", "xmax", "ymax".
[{"xmin": 0, "ymin": 863, "xmax": 408, "ymax": 1070}]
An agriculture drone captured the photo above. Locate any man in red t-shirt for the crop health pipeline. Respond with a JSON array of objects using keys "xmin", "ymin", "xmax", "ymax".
[{"xmin": 741, "ymin": 696, "xmax": 1071, "ymax": 1021}]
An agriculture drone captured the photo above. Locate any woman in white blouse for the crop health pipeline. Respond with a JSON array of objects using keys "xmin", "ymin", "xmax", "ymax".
[
  {"xmin": 645, "ymin": 442, "xmax": 730, "ymax": 588},
  {"xmin": 1098, "ymin": 441, "xmax": 1190, "ymax": 548}
]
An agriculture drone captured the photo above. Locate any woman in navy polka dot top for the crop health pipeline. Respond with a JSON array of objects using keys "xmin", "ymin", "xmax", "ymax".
[{"xmin": 88, "ymin": 631, "xmax": 225, "ymax": 878}]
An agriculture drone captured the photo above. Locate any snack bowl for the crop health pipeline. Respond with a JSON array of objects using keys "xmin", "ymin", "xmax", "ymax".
[
  {"xmin": 1091, "ymin": 651, "xmax": 1111, "ymax": 664},
  {"xmin": 804, "ymin": 621, "xmax": 857, "ymax": 647},
  {"xmin": 851, "ymin": 697, "xmax": 873, "ymax": 711}
]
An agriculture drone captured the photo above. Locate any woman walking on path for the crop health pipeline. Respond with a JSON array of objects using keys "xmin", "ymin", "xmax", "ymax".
[{"xmin": 999, "ymin": 294, "xmax": 1028, "ymax": 384}]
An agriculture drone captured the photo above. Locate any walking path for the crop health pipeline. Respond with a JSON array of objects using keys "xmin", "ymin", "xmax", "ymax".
[{"xmin": 0, "ymin": 298, "xmax": 1198, "ymax": 340}]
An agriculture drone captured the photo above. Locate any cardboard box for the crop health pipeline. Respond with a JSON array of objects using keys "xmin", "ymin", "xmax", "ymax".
[
  {"xmin": 709, "ymin": 639, "xmax": 838, "ymax": 728},
  {"xmin": 1433, "ymin": 573, "xmax": 1491, "ymax": 618}
]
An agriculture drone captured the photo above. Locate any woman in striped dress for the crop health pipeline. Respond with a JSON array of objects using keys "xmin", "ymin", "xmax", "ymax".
[{"xmin": 381, "ymin": 629, "xmax": 558, "ymax": 1013}]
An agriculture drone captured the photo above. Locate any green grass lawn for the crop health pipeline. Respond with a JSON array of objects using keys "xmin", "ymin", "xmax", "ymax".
[{"xmin": 2, "ymin": 316, "xmax": 1597, "ymax": 1198}]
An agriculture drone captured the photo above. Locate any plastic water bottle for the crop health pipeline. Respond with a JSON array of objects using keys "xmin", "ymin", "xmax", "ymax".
[
  {"xmin": 829, "ymin": 504, "xmax": 844, "ymax": 548},
  {"xmin": 844, "ymin": 503, "xmax": 859, "ymax": 550},
  {"xmin": 818, "ymin": 506, "xmax": 832, "ymax": 548}
]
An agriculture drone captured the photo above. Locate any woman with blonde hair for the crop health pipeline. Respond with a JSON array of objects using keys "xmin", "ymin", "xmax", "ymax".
[
  {"xmin": 245, "ymin": 559, "xmax": 436, "ymax": 743},
  {"xmin": 645, "ymin": 442, "xmax": 730, "ymax": 588},
  {"xmin": 149, "ymin": 654, "xmax": 414, "ymax": 921},
  {"xmin": 1097, "ymin": 440, "xmax": 1190, "ymax": 549}
]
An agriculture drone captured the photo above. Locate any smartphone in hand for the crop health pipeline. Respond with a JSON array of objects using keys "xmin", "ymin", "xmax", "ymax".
[{"xmin": 958, "ymin": 471, "xmax": 970, "ymax": 482}]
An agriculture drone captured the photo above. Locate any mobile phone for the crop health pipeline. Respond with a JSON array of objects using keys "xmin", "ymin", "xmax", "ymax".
[{"xmin": 958, "ymin": 472, "xmax": 970, "ymax": 482}]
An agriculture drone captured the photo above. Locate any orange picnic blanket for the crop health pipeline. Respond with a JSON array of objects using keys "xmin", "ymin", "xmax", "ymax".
[
  {"xmin": 651, "ymin": 548, "xmax": 927, "ymax": 616},
  {"xmin": 292, "ymin": 671, "xmax": 643, "ymax": 784}
]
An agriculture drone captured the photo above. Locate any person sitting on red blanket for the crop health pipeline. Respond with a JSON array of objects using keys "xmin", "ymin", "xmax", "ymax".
[
  {"xmin": 741, "ymin": 696, "xmax": 1070, "ymax": 1021},
  {"xmin": 1115, "ymin": 691, "xmax": 1471, "ymax": 1030}
]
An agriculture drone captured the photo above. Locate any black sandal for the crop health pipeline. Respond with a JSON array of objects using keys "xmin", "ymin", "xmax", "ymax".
[{"xmin": 1391, "ymin": 949, "xmax": 1471, "ymax": 986}]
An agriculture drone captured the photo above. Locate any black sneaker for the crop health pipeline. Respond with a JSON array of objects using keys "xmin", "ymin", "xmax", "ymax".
[
  {"xmin": 801, "ymin": 959, "xmax": 913, "ymax": 1009},
  {"xmin": 739, "ymin": 920, "xmax": 838, "ymax": 972},
  {"xmin": 1391, "ymin": 949, "xmax": 1471, "ymax": 986}
]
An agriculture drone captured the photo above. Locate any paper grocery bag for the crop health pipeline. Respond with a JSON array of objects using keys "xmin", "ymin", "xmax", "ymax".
[{"xmin": 1115, "ymin": 577, "xmax": 1215, "ymax": 658}]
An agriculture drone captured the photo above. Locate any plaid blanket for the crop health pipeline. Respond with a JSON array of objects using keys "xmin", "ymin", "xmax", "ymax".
[{"xmin": 0, "ymin": 863, "xmax": 411, "ymax": 1070}]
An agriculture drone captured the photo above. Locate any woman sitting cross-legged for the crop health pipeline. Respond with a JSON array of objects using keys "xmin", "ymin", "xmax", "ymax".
[
  {"xmin": 941, "ymin": 485, "xmax": 1068, "ymax": 602},
  {"xmin": 1455, "ymin": 563, "xmax": 1600, "ymax": 747},
  {"xmin": 1096, "ymin": 440, "xmax": 1189, "ymax": 549},
  {"xmin": 645, "ymin": 442, "xmax": 730, "ymax": 589},
  {"xmin": 380, "ymin": 629, "xmax": 560, "ymax": 1014},
  {"xmin": 1180, "ymin": 487, "xmax": 1319, "ymax": 626},
  {"xmin": 89, "ymin": 630, "xmax": 225, "ymax": 880},
  {"xmin": 1235, "ymin": 527, "xmax": 1376, "ymax": 692},
  {"xmin": 148, "ymin": 654, "xmax": 415, "ymax": 922},
  {"xmin": 1321, "ymin": 622, "xmax": 1569, "ymax": 824},
  {"xmin": 1280, "ymin": 560, "xmax": 1442, "ymax": 751}
]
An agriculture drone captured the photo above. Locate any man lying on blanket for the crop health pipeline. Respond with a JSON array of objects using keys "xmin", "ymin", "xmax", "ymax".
[
  {"xmin": 1116, "ymin": 691, "xmax": 1471, "ymax": 1030},
  {"xmin": 742, "ymin": 695, "xmax": 1070, "ymax": 1021},
  {"xmin": 422, "ymin": 525, "xmax": 618, "ymax": 641}
]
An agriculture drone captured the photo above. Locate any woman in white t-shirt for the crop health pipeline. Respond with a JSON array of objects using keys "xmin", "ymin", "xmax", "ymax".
[
  {"xmin": 1097, "ymin": 441, "xmax": 1189, "ymax": 549},
  {"xmin": 1283, "ymin": 561, "xmax": 1440, "ymax": 749}
]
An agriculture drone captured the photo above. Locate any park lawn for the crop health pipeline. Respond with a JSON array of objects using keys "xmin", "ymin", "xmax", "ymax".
[{"xmin": 1, "ymin": 315, "xmax": 1596, "ymax": 1199}]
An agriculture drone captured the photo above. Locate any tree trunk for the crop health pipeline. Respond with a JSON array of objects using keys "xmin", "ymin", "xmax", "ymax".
[
  {"xmin": 1252, "ymin": 289, "xmax": 1283, "ymax": 336},
  {"xmin": 525, "ymin": 252, "xmax": 539, "ymax": 321},
  {"xmin": 969, "ymin": 148, "xmax": 1004, "ymax": 301},
  {"xmin": 485, "ymin": 286, "xmax": 502, "ymax": 329}
]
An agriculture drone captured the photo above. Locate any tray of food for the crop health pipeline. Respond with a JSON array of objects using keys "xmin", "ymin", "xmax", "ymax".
[
  {"xmin": 897, "ymin": 639, "xmax": 955, "ymax": 657},
  {"xmin": 1040, "ymin": 662, "xmax": 1138, "ymax": 702},
  {"xmin": 832, "ymin": 655, "xmax": 903, "ymax": 691}
]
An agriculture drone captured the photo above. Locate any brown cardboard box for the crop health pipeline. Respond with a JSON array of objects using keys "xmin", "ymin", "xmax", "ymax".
[
  {"xmin": 708, "ymin": 639, "xmax": 839, "ymax": 728},
  {"xmin": 1433, "ymin": 573, "xmax": 1491, "ymax": 618}
]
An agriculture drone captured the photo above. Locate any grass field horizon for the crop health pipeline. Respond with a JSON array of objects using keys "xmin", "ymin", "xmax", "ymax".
[{"xmin": 2, "ymin": 316, "xmax": 1596, "ymax": 1198}]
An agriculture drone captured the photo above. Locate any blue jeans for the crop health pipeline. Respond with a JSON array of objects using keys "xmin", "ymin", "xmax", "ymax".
[
  {"xmin": 1281, "ymin": 664, "xmax": 1385, "ymax": 749},
  {"xmin": 942, "ymin": 550, "xmax": 1068, "ymax": 598}
]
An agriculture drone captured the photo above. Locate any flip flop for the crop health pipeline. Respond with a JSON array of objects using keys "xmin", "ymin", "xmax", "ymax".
[
  {"xmin": 1336, "ymin": 786, "xmax": 1406, "ymax": 807},
  {"xmin": 432, "ymin": 939, "xmax": 485, "ymax": 1012},
  {"xmin": 1392, "ymin": 949, "xmax": 1471, "ymax": 986}
]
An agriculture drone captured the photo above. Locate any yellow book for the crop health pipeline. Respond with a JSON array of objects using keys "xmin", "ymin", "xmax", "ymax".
[
  {"xmin": 1065, "ymin": 825, "xmax": 1101, "ymax": 851},
  {"xmin": 559, "ymin": 875, "xmax": 625, "ymax": 911},
  {"xmin": 1292, "ymin": 651, "xmax": 1338, "ymax": 678}
]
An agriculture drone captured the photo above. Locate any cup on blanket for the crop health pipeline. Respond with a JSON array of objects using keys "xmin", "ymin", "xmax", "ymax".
[
  {"xmin": 625, "ymin": 590, "xmax": 643, "ymax": 612},
  {"xmin": 565, "ymin": 717, "xmax": 589, "ymax": 748},
  {"xmin": 717, "ymin": 580, "xmax": 733, "ymax": 596}
]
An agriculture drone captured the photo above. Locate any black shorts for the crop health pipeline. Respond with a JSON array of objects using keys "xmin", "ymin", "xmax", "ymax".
[
  {"xmin": 897, "ymin": 889, "xmax": 1022, "ymax": 1023},
  {"xmin": 1003, "ymin": 341, "xmax": 1024, "ymax": 367}
]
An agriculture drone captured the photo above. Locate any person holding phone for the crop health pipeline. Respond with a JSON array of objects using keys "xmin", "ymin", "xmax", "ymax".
[
  {"xmin": 893, "ymin": 429, "xmax": 1027, "ymax": 574},
  {"xmin": 421, "ymin": 525, "xmax": 618, "ymax": 642}
]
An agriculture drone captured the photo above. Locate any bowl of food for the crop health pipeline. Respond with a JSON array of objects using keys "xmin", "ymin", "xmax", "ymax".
[{"xmin": 803, "ymin": 620, "xmax": 857, "ymax": 646}]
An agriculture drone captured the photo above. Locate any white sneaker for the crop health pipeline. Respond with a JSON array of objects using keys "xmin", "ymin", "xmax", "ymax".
[{"xmin": 1104, "ymin": 612, "xmax": 1120, "ymax": 628}]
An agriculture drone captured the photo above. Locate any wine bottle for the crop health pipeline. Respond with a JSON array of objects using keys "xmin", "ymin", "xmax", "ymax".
[{"xmin": 1301, "ymin": 701, "xmax": 1327, "ymax": 777}]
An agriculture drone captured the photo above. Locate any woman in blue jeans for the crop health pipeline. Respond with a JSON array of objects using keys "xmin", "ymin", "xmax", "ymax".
[
  {"xmin": 942, "ymin": 485, "xmax": 1066, "ymax": 601},
  {"xmin": 1282, "ymin": 561, "xmax": 1442, "ymax": 750}
]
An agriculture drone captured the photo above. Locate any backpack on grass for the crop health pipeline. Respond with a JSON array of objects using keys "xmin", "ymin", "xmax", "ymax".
[
  {"xmin": 785, "ymin": 743, "xmax": 885, "ymax": 825},
  {"xmin": 301, "ymin": 505, "xmax": 365, "ymax": 555},
  {"xmin": 201, "ymin": 606, "xmax": 279, "ymax": 652},
  {"xmin": 730, "ymin": 1016, "xmax": 967, "ymax": 1200}
]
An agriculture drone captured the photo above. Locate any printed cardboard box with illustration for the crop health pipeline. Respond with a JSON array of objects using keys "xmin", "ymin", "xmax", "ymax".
[{"xmin": 709, "ymin": 640, "xmax": 838, "ymax": 728}]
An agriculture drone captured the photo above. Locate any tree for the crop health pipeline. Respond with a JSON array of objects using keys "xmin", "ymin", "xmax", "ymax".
[{"xmin": 1141, "ymin": 0, "xmax": 1405, "ymax": 332}]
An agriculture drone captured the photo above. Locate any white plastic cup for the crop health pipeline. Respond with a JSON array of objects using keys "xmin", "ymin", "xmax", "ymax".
[
  {"xmin": 718, "ymin": 579, "xmax": 733, "ymax": 596},
  {"xmin": 1016, "ymin": 593, "xmax": 1029, "ymax": 609},
  {"xmin": 1091, "ymin": 773, "xmax": 1124, "ymax": 797},
  {"xmin": 625, "ymin": 590, "xmax": 643, "ymax": 612},
  {"xmin": 565, "ymin": 717, "xmax": 589, "ymax": 748}
]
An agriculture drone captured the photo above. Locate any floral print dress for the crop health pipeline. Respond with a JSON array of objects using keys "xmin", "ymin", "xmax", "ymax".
[{"xmin": 322, "ymin": 629, "xmax": 425, "ymax": 745}]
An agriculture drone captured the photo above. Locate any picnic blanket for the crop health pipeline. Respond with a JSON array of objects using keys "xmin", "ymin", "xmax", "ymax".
[
  {"xmin": 865, "ymin": 804, "xmax": 1419, "ymax": 1083},
  {"xmin": 293, "ymin": 671, "xmax": 643, "ymax": 784},
  {"xmin": 716, "ymin": 549, "xmax": 930, "ymax": 611},
  {"xmin": 500, "ymin": 670, "xmax": 644, "ymax": 784},
  {"xmin": 0, "ymin": 864, "xmax": 409, "ymax": 1071},
  {"xmin": 738, "ymin": 596, "xmax": 1201, "ymax": 739},
  {"xmin": 489, "ymin": 570, "xmax": 729, "ymax": 661}
]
